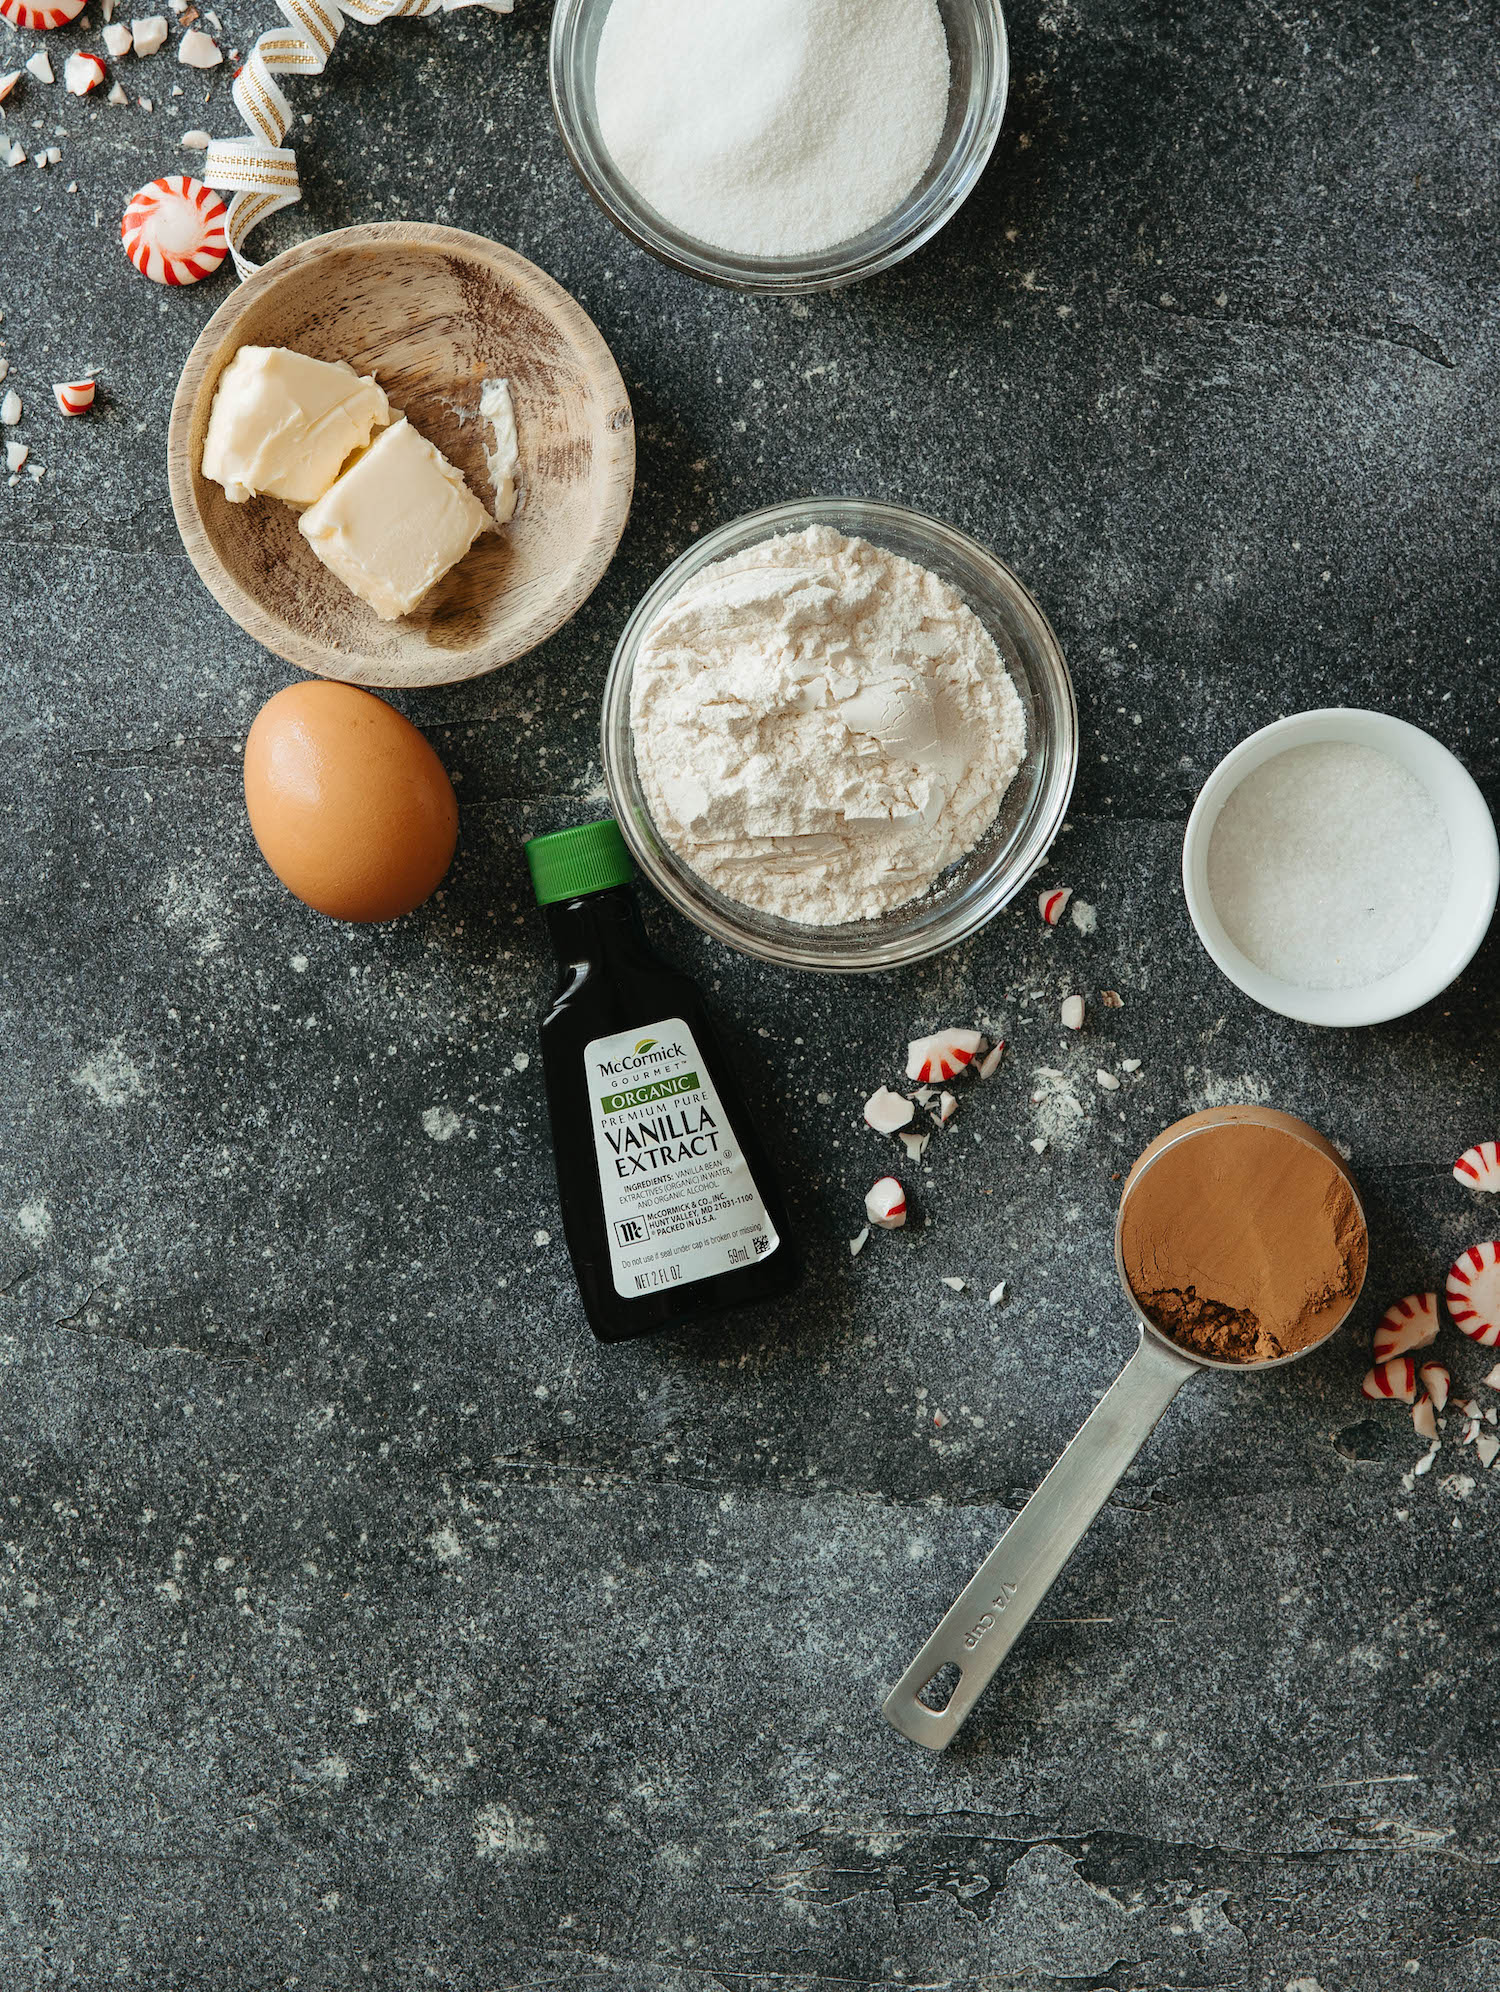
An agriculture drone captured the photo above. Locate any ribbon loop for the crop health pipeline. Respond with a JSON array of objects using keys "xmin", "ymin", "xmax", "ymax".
[{"xmin": 202, "ymin": 0, "xmax": 515, "ymax": 277}]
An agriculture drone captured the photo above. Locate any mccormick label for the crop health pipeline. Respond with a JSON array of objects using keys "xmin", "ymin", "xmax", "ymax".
[{"xmin": 584, "ymin": 1017, "xmax": 780, "ymax": 1300}]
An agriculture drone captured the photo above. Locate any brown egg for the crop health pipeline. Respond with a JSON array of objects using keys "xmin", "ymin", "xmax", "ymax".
[{"xmin": 244, "ymin": 681, "xmax": 458, "ymax": 922}]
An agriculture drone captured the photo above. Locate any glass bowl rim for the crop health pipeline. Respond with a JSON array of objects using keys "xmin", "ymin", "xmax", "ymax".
[
  {"xmin": 600, "ymin": 496, "xmax": 1079, "ymax": 974},
  {"xmin": 548, "ymin": 0, "xmax": 1011, "ymax": 296}
]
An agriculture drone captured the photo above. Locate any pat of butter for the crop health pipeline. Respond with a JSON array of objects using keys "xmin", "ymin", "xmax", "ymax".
[
  {"xmin": 201, "ymin": 345, "xmax": 390, "ymax": 506},
  {"xmin": 298, "ymin": 417, "xmax": 492, "ymax": 622}
]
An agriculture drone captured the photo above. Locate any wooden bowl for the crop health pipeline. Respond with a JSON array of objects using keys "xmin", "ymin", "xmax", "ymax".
[{"xmin": 167, "ymin": 222, "xmax": 635, "ymax": 689}]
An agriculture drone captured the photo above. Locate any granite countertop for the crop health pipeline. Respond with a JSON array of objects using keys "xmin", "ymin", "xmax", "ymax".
[{"xmin": 2, "ymin": 2, "xmax": 1497, "ymax": 1987}]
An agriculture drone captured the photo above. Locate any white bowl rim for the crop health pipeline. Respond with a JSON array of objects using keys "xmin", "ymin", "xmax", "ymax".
[{"xmin": 1182, "ymin": 707, "xmax": 1499, "ymax": 1028}]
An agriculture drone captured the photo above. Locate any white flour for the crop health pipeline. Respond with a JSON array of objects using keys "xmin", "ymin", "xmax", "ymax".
[
  {"xmin": 630, "ymin": 526, "xmax": 1027, "ymax": 925},
  {"xmin": 593, "ymin": 0, "xmax": 950, "ymax": 259}
]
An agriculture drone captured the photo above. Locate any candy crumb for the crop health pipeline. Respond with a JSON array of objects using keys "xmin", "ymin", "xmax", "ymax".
[
  {"xmin": 1412, "ymin": 1397, "xmax": 1437, "ymax": 1442},
  {"xmin": 848, "ymin": 1227, "xmax": 869, "ymax": 1259},
  {"xmin": 932, "ymin": 1410, "xmax": 948, "ymax": 1428},
  {"xmin": 1419, "ymin": 1362, "xmax": 1450, "ymax": 1412},
  {"xmin": 53, "ymin": 379, "xmax": 96, "ymax": 415},
  {"xmin": 132, "ymin": 14, "xmax": 169, "ymax": 55},
  {"xmin": 1096, "ymin": 1069, "xmax": 1120, "ymax": 1091},
  {"xmin": 4, "ymin": 440, "xmax": 27, "ymax": 473},
  {"xmin": 1412, "ymin": 1441, "xmax": 1440, "ymax": 1477},
  {"xmin": 107, "ymin": 81, "xmax": 127, "ymax": 103},
  {"xmin": 1029, "ymin": 1136, "xmax": 1047, "ymax": 1154},
  {"xmin": 1060, "ymin": 995, "xmax": 1085, "ymax": 1031},
  {"xmin": 865, "ymin": 1176, "xmax": 906, "ymax": 1230},
  {"xmin": 1071, "ymin": 899, "xmax": 1097, "ymax": 935},
  {"xmin": 181, "ymin": 127, "xmax": 210, "ymax": 147},
  {"xmin": 0, "ymin": 390, "xmax": 20, "ymax": 425},
  {"xmin": 1038, "ymin": 886, "xmax": 1072, "ymax": 926},
  {"xmin": 1100, "ymin": 990, "xmax": 1124, "ymax": 1008},
  {"xmin": 102, "ymin": 20, "xmax": 132, "ymax": 52},
  {"xmin": 1483, "ymin": 1364, "xmax": 1500, "ymax": 1390},
  {"xmin": 940, "ymin": 1276, "xmax": 966, "ymax": 1292},
  {"xmin": 864, "ymin": 1085, "xmax": 914, "ymax": 1135},
  {"xmin": 1120, "ymin": 1057, "xmax": 1142, "ymax": 1073},
  {"xmin": 897, "ymin": 1129, "xmax": 929, "ymax": 1164},
  {"xmin": 936, "ymin": 1091, "xmax": 958, "ymax": 1124},
  {"xmin": 987, "ymin": 1281, "xmax": 1006, "ymax": 1306},
  {"xmin": 177, "ymin": 27, "xmax": 221, "ymax": 64},
  {"xmin": 64, "ymin": 50, "xmax": 106, "ymax": 94},
  {"xmin": 1477, "ymin": 1433, "xmax": 1500, "ymax": 1469},
  {"xmin": 977, "ymin": 1039, "xmax": 1005, "ymax": 1080},
  {"xmin": 25, "ymin": 51, "xmax": 55, "ymax": 85}
]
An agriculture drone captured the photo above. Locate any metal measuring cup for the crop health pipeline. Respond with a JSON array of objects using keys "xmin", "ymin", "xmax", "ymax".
[{"xmin": 881, "ymin": 1105, "xmax": 1369, "ymax": 1751}]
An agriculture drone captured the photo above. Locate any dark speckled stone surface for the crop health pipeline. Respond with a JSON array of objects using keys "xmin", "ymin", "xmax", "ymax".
[{"xmin": 2, "ymin": 1, "xmax": 1499, "ymax": 1986}]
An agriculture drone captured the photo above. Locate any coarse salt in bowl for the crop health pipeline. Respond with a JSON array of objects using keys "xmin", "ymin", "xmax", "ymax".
[
  {"xmin": 1182, "ymin": 709, "xmax": 1499, "ymax": 1028},
  {"xmin": 601, "ymin": 498, "xmax": 1077, "ymax": 975},
  {"xmin": 550, "ymin": 0, "xmax": 1009, "ymax": 295}
]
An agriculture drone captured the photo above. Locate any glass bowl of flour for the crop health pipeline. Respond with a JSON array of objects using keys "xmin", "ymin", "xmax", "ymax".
[
  {"xmin": 550, "ymin": 0, "xmax": 1009, "ymax": 293},
  {"xmin": 602, "ymin": 499, "xmax": 1076, "ymax": 973}
]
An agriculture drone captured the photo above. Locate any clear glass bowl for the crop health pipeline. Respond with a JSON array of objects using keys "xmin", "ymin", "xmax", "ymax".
[
  {"xmin": 601, "ymin": 499, "xmax": 1077, "ymax": 973},
  {"xmin": 549, "ymin": 0, "xmax": 1010, "ymax": 295}
]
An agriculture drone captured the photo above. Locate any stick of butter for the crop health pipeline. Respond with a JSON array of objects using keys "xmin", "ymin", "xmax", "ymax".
[
  {"xmin": 298, "ymin": 417, "xmax": 493, "ymax": 622},
  {"xmin": 201, "ymin": 346, "xmax": 390, "ymax": 506}
]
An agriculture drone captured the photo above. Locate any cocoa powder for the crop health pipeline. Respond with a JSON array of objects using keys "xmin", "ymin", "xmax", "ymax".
[{"xmin": 1119, "ymin": 1118, "xmax": 1367, "ymax": 1364}]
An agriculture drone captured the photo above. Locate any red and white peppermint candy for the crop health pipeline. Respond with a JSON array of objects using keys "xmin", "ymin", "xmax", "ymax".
[
  {"xmin": 906, "ymin": 1029, "xmax": 985, "ymax": 1084},
  {"xmin": 864, "ymin": 1176, "xmax": 907, "ymax": 1230},
  {"xmin": 1039, "ymin": 886, "xmax": 1072, "ymax": 926},
  {"xmin": 1418, "ymin": 1361, "xmax": 1450, "ymax": 1413},
  {"xmin": 64, "ymin": 49, "xmax": 105, "ymax": 95},
  {"xmin": 1454, "ymin": 1141, "xmax": 1500, "ymax": 1193},
  {"xmin": 1446, "ymin": 1241, "xmax": 1500, "ymax": 1347},
  {"xmin": 977, "ymin": 1039, "xmax": 1005, "ymax": 1080},
  {"xmin": 1411, "ymin": 1396, "xmax": 1437, "ymax": 1442},
  {"xmin": 1372, "ymin": 1291, "xmax": 1439, "ymax": 1364},
  {"xmin": 1361, "ymin": 1355, "xmax": 1417, "ymax": 1403},
  {"xmin": 0, "ymin": 0, "xmax": 86, "ymax": 26},
  {"xmin": 120, "ymin": 175, "xmax": 227, "ymax": 286},
  {"xmin": 53, "ymin": 379, "xmax": 95, "ymax": 416}
]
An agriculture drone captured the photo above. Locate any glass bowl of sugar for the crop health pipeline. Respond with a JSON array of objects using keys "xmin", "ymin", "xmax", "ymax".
[
  {"xmin": 1183, "ymin": 710, "xmax": 1499, "ymax": 1027},
  {"xmin": 550, "ymin": 0, "xmax": 1009, "ymax": 294},
  {"xmin": 601, "ymin": 497, "xmax": 1077, "ymax": 974}
]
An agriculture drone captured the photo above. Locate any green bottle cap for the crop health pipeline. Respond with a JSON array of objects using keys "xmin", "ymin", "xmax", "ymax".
[{"xmin": 525, "ymin": 818, "xmax": 636, "ymax": 907}]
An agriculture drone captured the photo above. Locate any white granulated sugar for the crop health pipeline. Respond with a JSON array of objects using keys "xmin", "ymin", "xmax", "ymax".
[
  {"xmin": 1206, "ymin": 742, "xmax": 1452, "ymax": 990},
  {"xmin": 630, "ymin": 525, "xmax": 1027, "ymax": 926},
  {"xmin": 594, "ymin": 0, "xmax": 950, "ymax": 259}
]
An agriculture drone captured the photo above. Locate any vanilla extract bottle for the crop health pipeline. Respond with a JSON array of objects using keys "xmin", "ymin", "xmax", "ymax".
[{"xmin": 526, "ymin": 819, "xmax": 798, "ymax": 1343}]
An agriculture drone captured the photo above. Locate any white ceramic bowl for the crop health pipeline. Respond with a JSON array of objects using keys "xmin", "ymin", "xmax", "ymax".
[{"xmin": 1182, "ymin": 708, "xmax": 1498, "ymax": 1027}]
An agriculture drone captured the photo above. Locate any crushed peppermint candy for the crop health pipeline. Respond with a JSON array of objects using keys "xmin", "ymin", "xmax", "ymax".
[
  {"xmin": 897, "ymin": 1128, "xmax": 929, "ymax": 1164},
  {"xmin": 177, "ymin": 26, "xmax": 220, "ymax": 63},
  {"xmin": 102, "ymin": 19, "xmax": 131, "ymax": 51},
  {"xmin": 64, "ymin": 49, "xmax": 106, "ymax": 93},
  {"xmin": 1071, "ymin": 899, "xmax": 1097, "ymax": 935},
  {"xmin": 940, "ymin": 1277, "xmax": 966, "ymax": 1292},
  {"xmin": 907, "ymin": 1029, "xmax": 985, "ymax": 1083},
  {"xmin": 977, "ymin": 1039, "xmax": 1005, "ymax": 1080},
  {"xmin": 1038, "ymin": 886, "xmax": 1072, "ymax": 926},
  {"xmin": 0, "ymin": 69, "xmax": 21, "ymax": 104},
  {"xmin": 848, "ymin": 1227, "xmax": 869, "ymax": 1258},
  {"xmin": 26, "ymin": 50, "xmax": 56, "ymax": 85},
  {"xmin": 4, "ymin": 439, "xmax": 27, "ymax": 472},
  {"xmin": 1373, "ymin": 1292, "xmax": 1439, "ymax": 1363},
  {"xmin": 987, "ymin": 1280, "xmax": 1006, "ymax": 1306},
  {"xmin": 131, "ymin": 14, "xmax": 168, "ymax": 54},
  {"xmin": 1096, "ymin": 1069, "xmax": 1120, "ymax": 1091},
  {"xmin": 1418, "ymin": 1362, "xmax": 1450, "ymax": 1412},
  {"xmin": 865, "ymin": 1176, "xmax": 906, "ymax": 1230},
  {"xmin": 1060, "ymin": 995, "xmax": 1085, "ymax": 1031},
  {"xmin": 935, "ymin": 1091, "xmax": 958, "ymax": 1124},
  {"xmin": 181, "ymin": 126, "xmax": 210, "ymax": 146},
  {"xmin": 0, "ymin": 390, "xmax": 20, "ymax": 424},
  {"xmin": 1120, "ymin": 1057, "xmax": 1142, "ymax": 1073},
  {"xmin": 107, "ymin": 80, "xmax": 128, "ymax": 102},
  {"xmin": 864, "ymin": 1085, "xmax": 914, "ymax": 1135},
  {"xmin": 1454, "ymin": 1141, "xmax": 1500, "ymax": 1193}
]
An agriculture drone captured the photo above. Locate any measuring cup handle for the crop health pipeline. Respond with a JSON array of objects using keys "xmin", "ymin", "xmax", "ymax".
[{"xmin": 882, "ymin": 1329, "xmax": 1200, "ymax": 1750}]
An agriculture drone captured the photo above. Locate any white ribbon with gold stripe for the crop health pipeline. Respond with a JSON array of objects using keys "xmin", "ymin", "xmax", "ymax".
[{"xmin": 202, "ymin": 0, "xmax": 514, "ymax": 278}]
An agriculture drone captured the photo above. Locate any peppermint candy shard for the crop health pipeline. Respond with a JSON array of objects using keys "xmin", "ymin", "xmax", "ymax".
[
  {"xmin": 120, "ymin": 174, "xmax": 227, "ymax": 285},
  {"xmin": 1039, "ymin": 886, "xmax": 1072, "ymax": 926},
  {"xmin": 64, "ymin": 49, "xmax": 106, "ymax": 94},
  {"xmin": 53, "ymin": 379, "xmax": 95, "ymax": 415},
  {"xmin": 1372, "ymin": 1292, "xmax": 1440, "ymax": 1364},
  {"xmin": 1418, "ymin": 1362, "xmax": 1450, "ymax": 1414},
  {"xmin": 863, "ymin": 1086, "xmax": 914, "ymax": 1136},
  {"xmin": 0, "ymin": 0, "xmax": 86, "ymax": 26},
  {"xmin": 977, "ymin": 1039, "xmax": 1005, "ymax": 1080},
  {"xmin": 1361, "ymin": 1355, "xmax": 1416, "ymax": 1403},
  {"xmin": 864, "ymin": 1176, "xmax": 906, "ymax": 1230},
  {"xmin": 1454, "ymin": 1141, "xmax": 1500, "ymax": 1193},
  {"xmin": 1412, "ymin": 1396, "xmax": 1437, "ymax": 1442},
  {"xmin": 905, "ymin": 1030, "xmax": 985, "ymax": 1085},
  {"xmin": 1445, "ymin": 1241, "xmax": 1500, "ymax": 1347}
]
